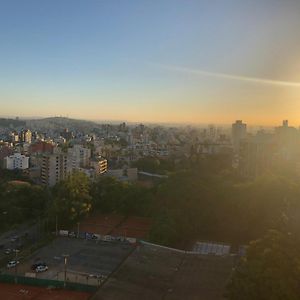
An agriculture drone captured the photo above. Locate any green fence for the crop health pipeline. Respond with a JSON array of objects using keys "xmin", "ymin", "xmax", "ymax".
[{"xmin": 0, "ymin": 274, "xmax": 97, "ymax": 293}]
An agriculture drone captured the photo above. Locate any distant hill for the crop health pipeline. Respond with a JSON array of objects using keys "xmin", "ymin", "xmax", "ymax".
[
  {"xmin": 0, "ymin": 118, "xmax": 26, "ymax": 128},
  {"xmin": 26, "ymin": 117, "xmax": 101, "ymax": 132}
]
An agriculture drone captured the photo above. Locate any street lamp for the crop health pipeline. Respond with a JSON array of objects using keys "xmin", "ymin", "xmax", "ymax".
[{"xmin": 77, "ymin": 222, "xmax": 80, "ymax": 238}]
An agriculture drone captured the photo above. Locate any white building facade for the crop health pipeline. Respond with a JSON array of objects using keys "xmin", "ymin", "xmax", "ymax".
[
  {"xmin": 4, "ymin": 153, "xmax": 29, "ymax": 170},
  {"xmin": 68, "ymin": 145, "xmax": 91, "ymax": 170}
]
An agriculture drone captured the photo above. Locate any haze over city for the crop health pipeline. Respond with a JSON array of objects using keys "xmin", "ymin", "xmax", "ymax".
[
  {"xmin": 2, "ymin": 1, "xmax": 300, "ymax": 299},
  {"xmin": 1, "ymin": 0, "xmax": 300, "ymax": 125}
]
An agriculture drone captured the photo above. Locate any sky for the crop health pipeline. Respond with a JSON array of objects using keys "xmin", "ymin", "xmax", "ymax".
[{"xmin": 1, "ymin": 0, "xmax": 300, "ymax": 125}]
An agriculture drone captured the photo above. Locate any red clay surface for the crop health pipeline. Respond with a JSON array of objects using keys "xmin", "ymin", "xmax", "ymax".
[
  {"xmin": 0, "ymin": 283, "xmax": 92, "ymax": 300},
  {"xmin": 77, "ymin": 213, "xmax": 152, "ymax": 239},
  {"xmin": 111, "ymin": 216, "xmax": 152, "ymax": 239},
  {"xmin": 78, "ymin": 213, "xmax": 125, "ymax": 235}
]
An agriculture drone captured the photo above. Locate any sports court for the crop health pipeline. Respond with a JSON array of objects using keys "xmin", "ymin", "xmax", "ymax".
[
  {"xmin": 77, "ymin": 213, "xmax": 125, "ymax": 235},
  {"xmin": 7, "ymin": 237, "xmax": 134, "ymax": 286},
  {"xmin": 111, "ymin": 216, "xmax": 153, "ymax": 239}
]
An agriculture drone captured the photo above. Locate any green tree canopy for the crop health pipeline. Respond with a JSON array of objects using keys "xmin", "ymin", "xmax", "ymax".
[
  {"xmin": 226, "ymin": 230, "xmax": 300, "ymax": 300},
  {"xmin": 50, "ymin": 171, "xmax": 92, "ymax": 226}
]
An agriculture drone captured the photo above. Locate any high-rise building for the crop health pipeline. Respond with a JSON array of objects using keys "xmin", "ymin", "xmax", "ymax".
[
  {"xmin": 232, "ymin": 120, "xmax": 247, "ymax": 153},
  {"xmin": 20, "ymin": 129, "xmax": 32, "ymax": 144},
  {"xmin": 10, "ymin": 131, "xmax": 19, "ymax": 143},
  {"xmin": 68, "ymin": 145, "xmax": 91, "ymax": 170},
  {"xmin": 41, "ymin": 153, "xmax": 71, "ymax": 186}
]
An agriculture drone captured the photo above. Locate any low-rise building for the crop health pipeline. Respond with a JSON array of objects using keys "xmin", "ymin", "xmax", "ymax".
[
  {"xmin": 90, "ymin": 157, "xmax": 108, "ymax": 175},
  {"xmin": 4, "ymin": 153, "xmax": 29, "ymax": 170}
]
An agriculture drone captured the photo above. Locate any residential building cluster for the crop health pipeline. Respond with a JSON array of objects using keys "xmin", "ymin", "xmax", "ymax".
[{"xmin": 1, "ymin": 117, "xmax": 300, "ymax": 185}]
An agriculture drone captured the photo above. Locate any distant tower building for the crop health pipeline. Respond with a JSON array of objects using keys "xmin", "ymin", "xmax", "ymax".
[
  {"xmin": 208, "ymin": 125, "xmax": 216, "ymax": 140},
  {"xmin": 119, "ymin": 122, "xmax": 126, "ymax": 132},
  {"xmin": 20, "ymin": 129, "xmax": 32, "ymax": 144},
  {"xmin": 232, "ymin": 120, "xmax": 247, "ymax": 153},
  {"xmin": 10, "ymin": 131, "xmax": 19, "ymax": 143}
]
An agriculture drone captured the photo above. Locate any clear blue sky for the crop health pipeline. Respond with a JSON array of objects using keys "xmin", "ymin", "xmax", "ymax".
[{"xmin": 1, "ymin": 0, "xmax": 300, "ymax": 125}]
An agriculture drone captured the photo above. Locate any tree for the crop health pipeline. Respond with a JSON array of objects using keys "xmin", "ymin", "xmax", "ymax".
[
  {"xmin": 51, "ymin": 171, "xmax": 92, "ymax": 226},
  {"xmin": 226, "ymin": 230, "xmax": 300, "ymax": 300},
  {"xmin": 91, "ymin": 176, "xmax": 154, "ymax": 216},
  {"xmin": 0, "ymin": 182, "xmax": 48, "ymax": 229}
]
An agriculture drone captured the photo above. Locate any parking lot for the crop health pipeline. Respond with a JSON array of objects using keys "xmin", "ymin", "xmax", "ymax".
[{"xmin": 5, "ymin": 237, "xmax": 134, "ymax": 286}]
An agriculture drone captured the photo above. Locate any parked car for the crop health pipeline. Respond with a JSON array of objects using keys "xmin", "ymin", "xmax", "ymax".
[
  {"xmin": 68, "ymin": 231, "xmax": 76, "ymax": 238},
  {"xmin": 35, "ymin": 265, "xmax": 48, "ymax": 272},
  {"xmin": 31, "ymin": 262, "xmax": 47, "ymax": 271},
  {"xmin": 10, "ymin": 236, "xmax": 19, "ymax": 243},
  {"xmin": 91, "ymin": 234, "xmax": 98, "ymax": 240},
  {"xmin": 4, "ymin": 248, "xmax": 12, "ymax": 255},
  {"xmin": 7, "ymin": 260, "xmax": 19, "ymax": 268}
]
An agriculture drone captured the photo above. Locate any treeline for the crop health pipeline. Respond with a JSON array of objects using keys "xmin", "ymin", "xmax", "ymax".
[
  {"xmin": 1, "ymin": 154, "xmax": 299, "ymax": 297},
  {"xmin": 0, "ymin": 172, "xmax": 154, "ymax": 232},
  {"xmin": 149, "ymin": 167, "xmax": 300, "ymax": 248},
  {"xmin": 132, "ymin": 157, "xmax": 175, "ymax": 175},
  {"xmin": 1, "ymin": 154, "xmax": 300, "ymax": 250}
]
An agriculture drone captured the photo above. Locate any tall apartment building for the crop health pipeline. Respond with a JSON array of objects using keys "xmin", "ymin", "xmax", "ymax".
[
  {"xmin": 41, "ymin": 153, "xmax": 71, "ymax": 186},
  {"xmin": 68, "ymin": 145, "xmax": 91, "ymax": 170},
  {"xmin": 232, "ymin": 120, "xmax": 247, "ymax": 153},
  {"xmin": 4, "ymin": 153, "xmax": 29, "ymax": 170}
]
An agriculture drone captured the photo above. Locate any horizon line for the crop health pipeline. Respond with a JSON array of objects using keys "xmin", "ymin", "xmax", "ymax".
[{"xmin": 0, "ymin": 114, "xmax": 296, "ymax": 128}]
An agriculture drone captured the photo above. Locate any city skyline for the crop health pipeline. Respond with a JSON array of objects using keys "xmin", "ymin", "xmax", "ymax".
[{"xmin": 1, "ymin": 0, "xmax": 300, "ymax": 125}]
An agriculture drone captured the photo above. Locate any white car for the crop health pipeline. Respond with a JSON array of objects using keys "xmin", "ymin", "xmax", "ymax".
[
  {"xmin": 7, "ymin": 260, "xmax": 19, "ymax": 268},
  {"xmin": 35, "ymin": 265, "xmax": 48, "ymax": 272}
]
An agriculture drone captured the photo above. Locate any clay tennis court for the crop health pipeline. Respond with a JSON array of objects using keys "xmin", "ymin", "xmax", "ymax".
[
  {"xmin": 111, "ymin": 216, "xmax": 153, "ymax": 239},
  {"xmin": 78, "ymin": 214, "xmax": 152, "ymax": 239},
  {"xmin": 77, "ymin": 213, "xmax": 125, "ymax": 235},
  {"xmin": 0, "ymin": 283, "xmax": 92, "ymax": 300}
]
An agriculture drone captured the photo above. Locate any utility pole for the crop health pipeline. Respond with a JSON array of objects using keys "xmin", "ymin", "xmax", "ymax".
[
  {"xmin": 77, "ymin": 222, "xmax": 80, "ymax": 238},
  {"xmin": 55, "ymin": 216, "xmax": 58, "ymax": 236},
  {"xmin": 14, "ymin": 249, "xmax": 20, "ymax": 284},
  {"xmin": 62, "ymin": 254, "xmax": 69, "ymax": 288}
]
